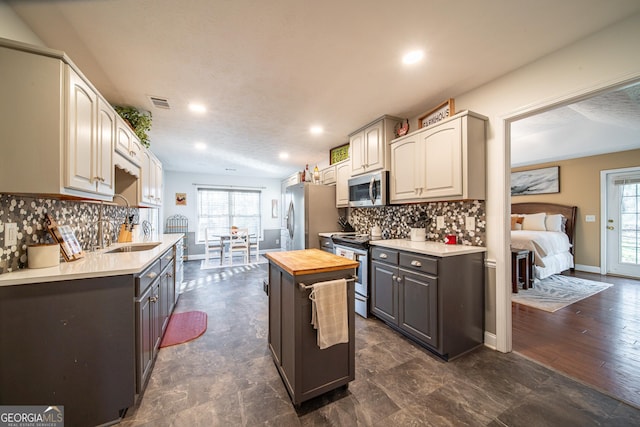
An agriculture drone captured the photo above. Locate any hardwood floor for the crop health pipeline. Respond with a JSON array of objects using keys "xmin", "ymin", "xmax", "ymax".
[{"xmin": 513, "ymin": 271, "xmax": 640, "ymax": 409}]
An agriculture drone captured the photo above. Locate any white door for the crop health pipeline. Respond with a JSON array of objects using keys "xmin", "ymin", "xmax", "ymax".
[{"xmin": 606, "ymin": 168, "xmax": 640, "ymax": 278}]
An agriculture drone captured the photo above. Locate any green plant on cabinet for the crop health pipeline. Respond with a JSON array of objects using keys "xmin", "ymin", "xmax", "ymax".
[{"xmin": 113, "ymin": 105, "xmax": 152, "ymax": 148}]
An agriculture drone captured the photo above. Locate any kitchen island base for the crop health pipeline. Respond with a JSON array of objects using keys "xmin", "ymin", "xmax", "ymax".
[{"xmin": 267, "ymin": 251, "xmax": 357, "ymax": 406}]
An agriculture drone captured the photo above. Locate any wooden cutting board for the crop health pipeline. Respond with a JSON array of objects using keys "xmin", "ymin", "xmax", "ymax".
[{"xmin": 266, "ymin": 249, "xmax": 358, "ymax": 276}]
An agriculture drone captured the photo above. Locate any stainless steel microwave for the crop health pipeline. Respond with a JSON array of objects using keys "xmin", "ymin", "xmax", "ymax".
[{"xmin": 348, "ymin": 171, "xmax": 388, "ymax": 207}]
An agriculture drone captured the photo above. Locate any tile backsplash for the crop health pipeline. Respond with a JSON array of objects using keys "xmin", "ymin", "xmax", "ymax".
[
  {"xmin": 0, "ymin": 194, "xmax": 158, "ymax": 274},
  {"xmin": 349, "ymin": 200, "xmax": 485, "ymax": 246}
]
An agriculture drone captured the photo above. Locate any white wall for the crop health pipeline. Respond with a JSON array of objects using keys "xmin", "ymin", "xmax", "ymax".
[
  {"xmin": 450, "ymin": 12, "xmax": 640, "ymax": 351},
  {"xmin": 163, "ymin": 170, "xmax": 282, "ymax": 236},
  {"xmin": 0, "ymin": 1, "xmax": 44, "ymax": 46}
]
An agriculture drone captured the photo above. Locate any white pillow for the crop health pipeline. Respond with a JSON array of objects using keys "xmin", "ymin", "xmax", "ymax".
[
  {"xmin": 545, "ymin": 214, "xmax": 565, "ymax": 232},
  {"xmin": 522, "ymin": 213, "xmax": 547, "ymax": 231}
]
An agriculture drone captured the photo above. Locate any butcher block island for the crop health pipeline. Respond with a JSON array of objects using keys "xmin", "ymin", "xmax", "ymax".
[{"xmin": 266, "ymin": 249, "xmax": 358, "ymax": 406}]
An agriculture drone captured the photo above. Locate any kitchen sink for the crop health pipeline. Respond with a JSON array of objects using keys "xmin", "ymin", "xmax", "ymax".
[{"xmin": 105, "ymin": 243, "xmax": 161, "ymax": 253}]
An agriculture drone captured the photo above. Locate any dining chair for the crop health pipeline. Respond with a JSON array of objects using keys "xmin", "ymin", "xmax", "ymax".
[
  {"xmin": 249, "ymin": 233, "xmax": 260, "ymax": 262},
  {"xmin": 228, "ymin": 227, "xmax": 249, "ymax": 265},
  {"xmin": 204, "ymin": 228, "xmax": 222, "ymax": 264}
]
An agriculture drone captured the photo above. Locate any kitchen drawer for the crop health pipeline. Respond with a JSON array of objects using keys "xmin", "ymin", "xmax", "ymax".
[
  {"xmin": 371, "ymin": 247, "xmax": 399, "ymax": 264},
  {"xmin": 399, "ymin": 252, "xmax": 438, "ymax": 276},
  {"xmin": 136, "ymin": 258, "xmax": 161, "ymax": 296},
  {"xmin": 319, "ymin": 236, "xmax": 334, "ymax": 253},
  {"xmin": 160, "ymin": 248, "xmax": 174, "ymax": 271}
]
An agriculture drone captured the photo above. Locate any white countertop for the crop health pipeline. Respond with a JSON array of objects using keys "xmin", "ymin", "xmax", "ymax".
[
  {"xmin": 369, "ymin": 239, "xmax": 486, "ymax": 257},
  {"xmin": 0, "ymin": 234, "xmax": 184, "ymax": 287}
]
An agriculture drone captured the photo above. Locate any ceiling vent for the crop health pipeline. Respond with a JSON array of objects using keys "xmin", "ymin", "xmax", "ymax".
[{"xmin": 148, "ymin": 96, "xmax": 171, "ymax": 109}]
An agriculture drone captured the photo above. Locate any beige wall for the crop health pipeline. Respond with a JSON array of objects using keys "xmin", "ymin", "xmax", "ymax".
[
  {"xmin": 424, "ymin": 12, "xmax": 640, "ymax": 348},
  {"xmin": 512, "ymin": 149, "xmax": 640, "ymax": 269}
]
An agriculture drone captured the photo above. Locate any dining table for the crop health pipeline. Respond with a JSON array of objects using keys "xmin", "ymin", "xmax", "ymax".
[{"xmin": 214, "ymin": 233, "xmax": 256, "ymax": 264}]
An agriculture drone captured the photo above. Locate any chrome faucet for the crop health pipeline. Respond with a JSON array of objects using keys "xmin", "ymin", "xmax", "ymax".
[
  {"xmin": 113, "ymin": 193, "xmax": 131, "ymax": 219},
  {"xmin": 89, "ymin": 202, "xmax": 116, "ymax": 250}
]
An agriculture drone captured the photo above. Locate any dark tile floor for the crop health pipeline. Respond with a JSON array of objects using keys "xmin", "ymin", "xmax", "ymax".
[{"xmin": 120, "ymin": 260, "xmax": 640, "ymax": 426}]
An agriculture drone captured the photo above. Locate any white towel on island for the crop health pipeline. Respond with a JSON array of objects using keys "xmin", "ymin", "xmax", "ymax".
[{"xmin": 309, "ymin": 278, "xmax": 348, "ymax": 349}]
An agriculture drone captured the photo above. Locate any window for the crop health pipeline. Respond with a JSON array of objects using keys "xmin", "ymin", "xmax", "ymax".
[{"xmin": 197, "ymin": 188, "xmax": 261, "ymax": 242}]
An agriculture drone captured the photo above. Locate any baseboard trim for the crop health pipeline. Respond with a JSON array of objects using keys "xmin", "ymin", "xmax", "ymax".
[
  {"xmin": 484, "ymin": 331, "xmax": 497, "ymax": 350},
  {"xmin": 575, "ymin": 264, "xmax": 601, "ymax": 274}
]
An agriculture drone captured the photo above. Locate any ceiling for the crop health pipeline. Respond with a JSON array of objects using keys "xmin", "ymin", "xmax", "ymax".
[
  {"xmin": 8, "ymin": 0, "xmax": 640, "ymax": 178},
  {"xmin": 511, "ymin": 81, "xmax": 640, "ymax": 167}
]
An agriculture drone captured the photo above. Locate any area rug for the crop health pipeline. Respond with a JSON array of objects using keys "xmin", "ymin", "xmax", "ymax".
[
  {"xmin": 512, "ymin": 275, "xmax": 613, "ymax": 313},
  {"xmin": 159, "ymin": 311, "xmax": 207, "ymax": 348},
  {"xmin": 200, "ymin": 256, "xmax": 268, "ymax": 270}
]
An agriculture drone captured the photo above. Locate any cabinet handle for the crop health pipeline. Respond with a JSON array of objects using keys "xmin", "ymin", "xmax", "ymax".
[
  {"xmin": 379, "ymin": 253, "xmax": 388, "ymax": 259},
  {"xmin": 397, "ymin": 276, "xmax": 402, "ymax": 283},
  {"xmin": 411, "ymin": 260, "xmax": 422, "ymax": 267},
  {"xmin": 146, "ymin": 272, "xmax": 158, "ymax": 279},
  {"xmin": 150, "ymin": 295, "xmax": 158, "ymax": 303},
  {"xmin": 392, "ymin": 275, "xmax": 396, "ymax": 281}
]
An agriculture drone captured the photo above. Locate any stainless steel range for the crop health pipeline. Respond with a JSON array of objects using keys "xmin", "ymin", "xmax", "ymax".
[{"xmin": 331, "ymin": 234, "xmax": 370, "ymax": 318}]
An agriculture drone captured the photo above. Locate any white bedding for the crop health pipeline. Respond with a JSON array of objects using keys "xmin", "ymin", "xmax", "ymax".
[{"xmin": 511, "ymin": 230, "xmax": 573, "ymax": 279}]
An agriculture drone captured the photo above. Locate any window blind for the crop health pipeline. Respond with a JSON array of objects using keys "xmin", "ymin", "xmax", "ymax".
[{"xmin": 196, "ymin": 188, "xmax": 261, "ymax": 242}]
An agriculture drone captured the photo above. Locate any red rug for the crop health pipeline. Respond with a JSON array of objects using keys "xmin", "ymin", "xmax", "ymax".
[{"xmin": 160, "ymin": 311, "xmax": 208, "ymax": 348}]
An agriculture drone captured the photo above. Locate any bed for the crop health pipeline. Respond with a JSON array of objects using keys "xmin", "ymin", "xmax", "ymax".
[{"xmin": 511, "ymin": 202, "xmax": 577, "ymax": 279}]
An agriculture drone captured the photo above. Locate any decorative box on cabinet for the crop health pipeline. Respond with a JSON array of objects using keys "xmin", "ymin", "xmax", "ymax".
[
  {"xmin": 390, "ymin": 111, "xmax": 487, "ymax": 203},
  {"xmin": 370, "ymin": 246, "xmax": 484, "ymax": 360},
  {"xmin": 335, "ymin": 159, "xmax": 351, "ymax": 207},
  {"xmin": 0, "ymin": 41, "xmax": 116, "ymax": 201},
  {"xmin": 349, "ymin": 115, "xmax": 402, "ymax": 177}
]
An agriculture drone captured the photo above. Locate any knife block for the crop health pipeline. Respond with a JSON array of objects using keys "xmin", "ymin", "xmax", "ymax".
[{"xmin": 117, "ymin": 224, "xmax": 132, "ymax": 243}]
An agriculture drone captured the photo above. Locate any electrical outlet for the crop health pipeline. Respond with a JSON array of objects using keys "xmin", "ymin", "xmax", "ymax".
[
  {"xmin": 436, "ymin": 216, "xmax": 445, "ymax": 229},
  {"xmin": 585, "ymin": 215, "xmax": 596, "ymax": 223},
  {"xmin": 465, "ymin": 216, "xmax": 476, "ymax": 231},
  {"xmin": 275, "ymin": 239, "xmax": 279, "ymax": 245},
  {"xmin": 4, "ymin": 222, "xmax": 17, "ymax": 246}
]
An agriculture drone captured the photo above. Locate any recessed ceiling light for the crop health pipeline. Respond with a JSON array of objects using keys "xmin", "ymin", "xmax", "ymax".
[
  {"xmin": 402, "ymin": 50, "xmax": 424, "ymax": 65},
  {"xmin": 189, "ymin": 103, "xmax": 206, "ymax": 113},
  {"xmin": 310, "ymin": 126, "xmax": 323, "ymax": 135},
  {"xmin": 194, "ymin": 142, "xmax": 206, "ymax": 150},
  {"xmin": 279, "ymin": 152, "xmax": 289, "ymax": 160}
]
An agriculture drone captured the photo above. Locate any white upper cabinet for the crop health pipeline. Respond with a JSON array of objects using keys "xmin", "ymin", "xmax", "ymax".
[
  {"xmin": 0, "ymin": 39, "xmax": 160, "ymax": 204},
  {"xmin": 0, "ymin": 42, "xmax": 120, "ymax": 201},
  {"xmin": 115, "ymin": 117, "xmax": 142, "ymax": 166},
  {"xmin": 66, "ymin": 68, "xmax": 99, "ymax": 194},
  {"xmin": 335, "ymin": 159, "xmax": 351, "ymax": 207},
  {"xmin": 140, "ymin": 149, "xmax": 163, "ymax": 207},
  {"xmin": 321, "ymin": 165, "xmax": 336, "ymax": 185},
  {"xmin": 390, "ymin": 111, "xmax": 487, "ymax": 203},
  {"xmin": 96, "ymin": 97, "xmax": 115, "ymax": 196},
  {"xmin": 349, "ymin": 116, "xmax": 401, "ymax": 177},
  {"xmin": 64, "ymin": 68, "xmax": 116, "ymax": 198}
]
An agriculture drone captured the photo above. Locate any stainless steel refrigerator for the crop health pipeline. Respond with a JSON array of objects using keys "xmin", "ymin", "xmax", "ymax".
[{"xmin": 285, "ymin": 183, "xmax": 339, "ymax": 250}]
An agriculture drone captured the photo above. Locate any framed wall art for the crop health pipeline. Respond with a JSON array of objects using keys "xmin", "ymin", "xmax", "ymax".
[
  {"xmin": 511, "ymin": 166, "xmax": 560, "ymax": 196},
  {"xmin": 175, "ymin": 193, "xmax": 187, "ymax": 205},
  {"xmin": 329, "ymin": 143, "xmax": 349, "ymax": 165}
]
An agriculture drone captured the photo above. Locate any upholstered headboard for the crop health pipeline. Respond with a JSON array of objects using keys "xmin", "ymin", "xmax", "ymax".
[{"xmin": 511, "ymin": 202, "xmax": 577, "ymax": 256}]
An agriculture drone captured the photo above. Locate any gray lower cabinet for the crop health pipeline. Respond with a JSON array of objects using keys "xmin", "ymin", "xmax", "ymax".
[
  {"xmin": 136, "ymin": 247, "xmax": 176, "ymax": 393},
  {"xmin": 371, "ymin": 247, "xmax": 484, "ymax": 360},
  {"xmin": 0, "ymin": 275, "xmax": 135, "ymax": 427}
]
